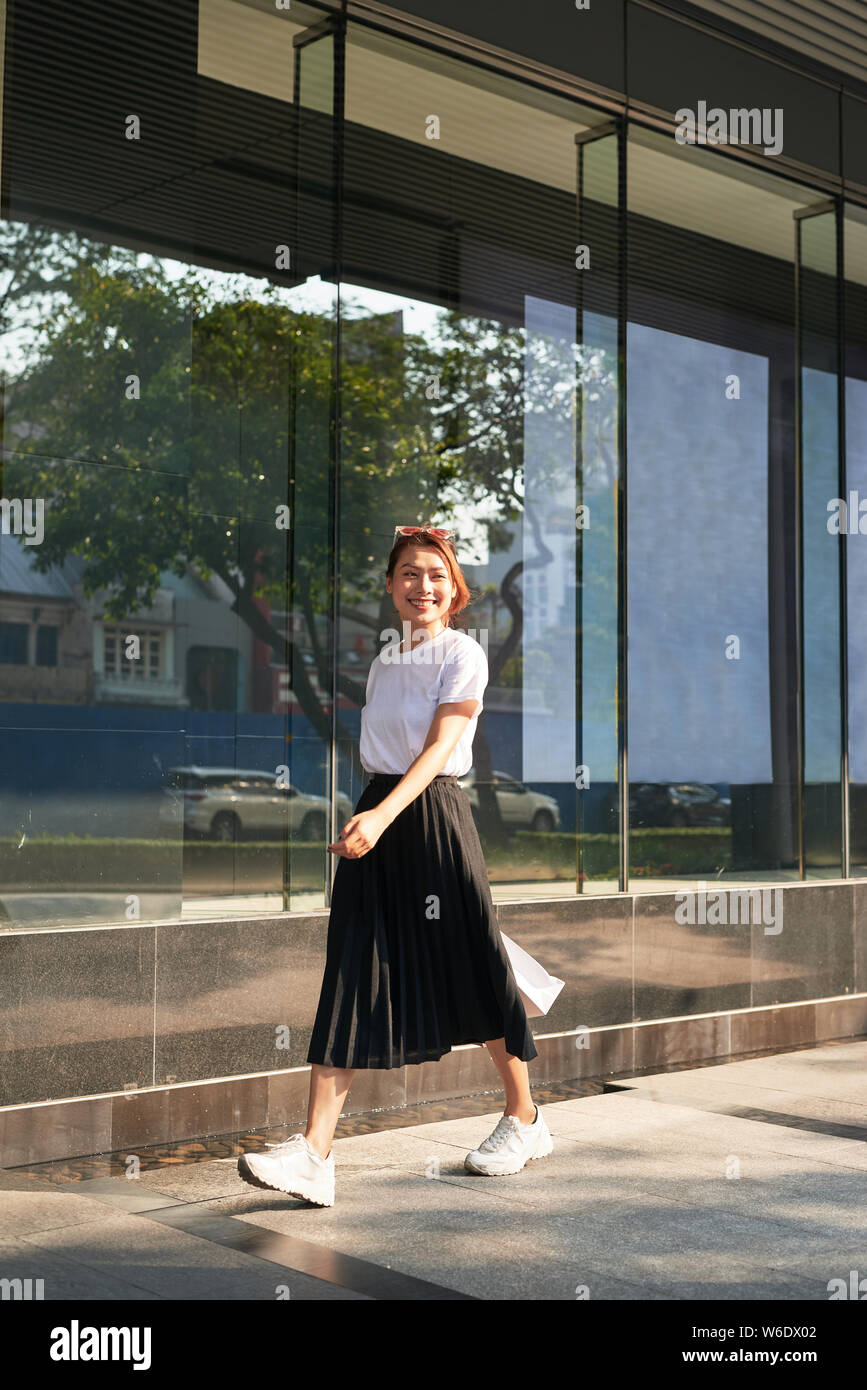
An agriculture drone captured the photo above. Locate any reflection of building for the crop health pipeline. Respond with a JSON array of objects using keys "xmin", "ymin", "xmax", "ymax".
[
  {"xmin": 163, "ymin": 567, "xmax": 252, "ymax": 712},
  {"xmin": 0, "ymin": 536, "xmax": 257, "ymax": 709},
  {"xmin": 0, "ymin": 539, "xmax": 91, "ymax": 703},
  {"xmin": 93, "ymin": 591, "xmax": 184, "ymax": 707},
  {"xmin": 4, "ymin": 0, "xmax": 867, "ymax": 1171},
  {"xmin": 0, "ymin": 529, "xmax": 345, "ymax": 719}
]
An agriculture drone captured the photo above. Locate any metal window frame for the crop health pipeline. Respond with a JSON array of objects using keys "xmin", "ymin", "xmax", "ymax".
[
  {"xmin": 793, "ymin": 196, "xmax": 849, "ymax": 880},
  {"xmin": 345, "ymin": 0, "xmax": 861, "ymax": 206},
  {"xmin": 574, "ymin": 120, "xmax": 629, "ymax": 892},
  {"xmin": 293, "ymin": 11, "xmax": 347, "ymax": 908},
  {"xmin": 296, "ymin": 0, "xmax": 859, "ymax": 902}
]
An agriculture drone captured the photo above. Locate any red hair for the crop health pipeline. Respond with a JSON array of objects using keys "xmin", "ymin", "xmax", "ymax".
[{"xmin": 385, "ymin": 529, "xmax": 474, "ymax": 628}]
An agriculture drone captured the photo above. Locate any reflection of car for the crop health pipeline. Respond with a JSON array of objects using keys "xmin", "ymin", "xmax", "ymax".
[
  {"xmin": 629, "ymin": 782, "xmax": 731, "ymax": 828},
  {"xmin": 159, "ymin": 767, "xmax": 353, "ymax": 841},
  {"xmin": 457, "ymin": 769, "xmax": 561, "ymax": 832}
]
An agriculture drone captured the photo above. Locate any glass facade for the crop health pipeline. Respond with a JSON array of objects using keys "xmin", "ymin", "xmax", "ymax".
[{"xmin": 1, "ymin": 0, "xmax": 866, "ymax": 933}]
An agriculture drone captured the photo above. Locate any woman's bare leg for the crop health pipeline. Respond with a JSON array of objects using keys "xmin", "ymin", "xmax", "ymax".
[
  {"xmin": 484, "ymin": 1037, "xmax": 536, "ymax": 1124},
  {"xmin": 304, "ymin": 1063, "xmax": 356, "ymax": 1159}
]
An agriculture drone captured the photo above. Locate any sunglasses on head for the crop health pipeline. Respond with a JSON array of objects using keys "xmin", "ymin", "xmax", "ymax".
[{"xmin": 392, "ymin": 524, "xmax": 456, "ymax": 545}]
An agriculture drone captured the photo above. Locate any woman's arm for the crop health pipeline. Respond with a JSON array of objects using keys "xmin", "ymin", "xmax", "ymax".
[{"xmin": 328, "ymin": 698, "xmax": 479, "ymax": 859}]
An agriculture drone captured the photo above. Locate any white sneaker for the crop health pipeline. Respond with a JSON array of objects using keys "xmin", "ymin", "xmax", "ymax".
[
  {"xmin": 238, "ymin": 1133, "xmax": 335, "ymax": 1207},
  {"xmin": 464, "ymin": 1105, "xmax": 554, "ymax": 1176}
]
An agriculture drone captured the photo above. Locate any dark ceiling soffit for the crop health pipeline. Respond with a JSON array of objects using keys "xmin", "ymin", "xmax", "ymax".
[
  {"xmin": 343, "ymin": 0, "xmax": 626, "ymax": 113},
  {"xmin": 646, "ymin": 0, "xmax": 867, "ymax": 105},
  {"xmin": 346, "ymin": 0, "xmax": 866, "ymax": 207}
]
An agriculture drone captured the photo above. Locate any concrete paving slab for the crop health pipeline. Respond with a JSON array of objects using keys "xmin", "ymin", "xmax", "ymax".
[
  {"xmin": 585, "ymin": 1260, "xmax": 829, "ymax": 1302},
  {"xmin": 294, "ymin": 1126, "xmax": 730, "ymax": 1210},
  {"xmin": 218, "ymin": 1183, "xmax": 634, "ymax": 1301},
  {"xmin": 621, "ymin": 1050, "xmax": 867, "ymax": 1105},
  {"xmin": 70, "ymin": 1178, "xmax": 189, "ymax": 1214},
  {"xmin": 544, "ymin": 1096, "xmax": 867, "ymax": 1168},
  {"xmin": 0, "ymin": 1235, "xmax": 162, "ymax": 1300},
  {"xmin": 0, "ymin": 1186, "xmax": 138, "ymax": 1240},
  {"xmin": 206, "ymin": 1172, "xmax": 836, "ymax": 1301},
  {"xmin": 764, "ymin": 1246, "xmax": 867, "ymax": 1298},
  {"xmin": 205, "ymin": 1147, "xmax": 852, "ymax": 1281},
  {"xmin": 581, "ymin": 1189, "xmax": 856, "ymax": 1262},
  {"xmin": 620, "ymin": 1075, "xmax": 867, "ymax": 1124},
  {"xmin": 408, "ymin": 1139, "xmax": 866, "ymax": 1217},
  {"xmin": 127, "ymin": 1160, "xmax": 279, "ymax": 1202},
  {"xmin": 17, "ymin": 1208, "xmax": 367, "ymax": 1301}
]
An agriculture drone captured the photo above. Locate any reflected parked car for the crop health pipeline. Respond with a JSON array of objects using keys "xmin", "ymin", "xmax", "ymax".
[
  {"xmin": 629, "ymin": 782, "xmax": 731, "ymax": 828},
  {"xmin": 457, "ymin": 769, "xmax": 561, "ymax": 832},
  {"xmin": 159, "ymin": 767, "xmax": 354, "ymax": 841}
]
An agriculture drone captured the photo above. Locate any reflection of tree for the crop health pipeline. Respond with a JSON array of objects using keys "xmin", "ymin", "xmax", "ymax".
[
  {"xmin": 1, "ymin": 226, "xmax": 616, "ymax": 833},
  {"xmin": 575, "ymin": 343, "xmax": 619, "ymax": 493},
  {"xmin": 574, "ymin": 339, "xmax": 620, "ymax": 756}
]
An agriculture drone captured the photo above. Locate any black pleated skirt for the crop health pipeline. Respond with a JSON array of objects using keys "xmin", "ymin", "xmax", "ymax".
[{"xmin": 306, "ymin": 773, "xmax": 539, "ymax": 1069}]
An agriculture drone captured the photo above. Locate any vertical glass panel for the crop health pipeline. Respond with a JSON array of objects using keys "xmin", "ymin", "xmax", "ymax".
[
  {"xmin": 626, "ymin": 124, "xmax": 829, "ymax": 893},
  {"xmin": 0, "ymin": 0, "xmax": 337, "ymax": 929},
  {"xmin": 576, "ymin": 129, "xmax": 621, "ymax": 890},
  {"xmin": 178, "ymin": 1, "xmax": 336, "ymax": 921},
  {"xmin": 798, "ymin": 208, "xmax": 842, "ymax": 876},
  {"xmin": 341, "ymin": 23, "xmax": 615, "ymax": 900},
  {"xmin": 844, "ymin": 205, "xmax": 867, "ymax": 877},
  {"xmin": 0, "ymin": 0, "xmax": 203, "ymax": 928},
  {"xmin": 0, "ymin": 446, "xmax": 188, "ymax": 929},
  {"xmin": 283, "ymin": 19, "xmax": 339, "ymax": 910}
]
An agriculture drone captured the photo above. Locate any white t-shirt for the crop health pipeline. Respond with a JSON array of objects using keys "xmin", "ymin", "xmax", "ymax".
[{"xmin": 359, "ymin": 627, "xmax": 488, "ymax": 778}]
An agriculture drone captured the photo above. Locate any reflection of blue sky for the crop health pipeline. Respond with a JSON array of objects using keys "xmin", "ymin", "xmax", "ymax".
[
  {"xmin": 627, "ymin": 322, "xmax": 772, "ymax": 783},
  {"xmin": 522, "ymin": 295, "xmax": 575, "ymax": 782},
  {"xmin": 802, "ymin": 367, "xmax": 841, "ymax": 782},
  {"xmin": 520, "ymin": 299, "xmax": 620, "ymax": 784},
  {"xmin": 581, "ymin": 311, "xmax": 619, "ymax": 783}
]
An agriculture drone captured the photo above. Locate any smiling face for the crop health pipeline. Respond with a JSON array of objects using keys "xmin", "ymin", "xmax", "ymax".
[{"xmin": 386, "ymin": 544, "xmax": 458, "ymax": 640}]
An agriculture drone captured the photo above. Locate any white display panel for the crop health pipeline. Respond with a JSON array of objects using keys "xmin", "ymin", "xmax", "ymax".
[{"xmin": 626, "ymin": 322, "xmax": 772, "ymax": 784}]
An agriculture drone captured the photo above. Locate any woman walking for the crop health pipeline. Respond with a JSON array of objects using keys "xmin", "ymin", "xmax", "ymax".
[{"xmin": 239, "ymin": 525, "xmax": 552, "ymax": 1206}]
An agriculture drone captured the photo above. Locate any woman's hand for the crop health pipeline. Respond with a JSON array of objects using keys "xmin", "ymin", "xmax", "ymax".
[{"xmin": 328, "ymin": 807, "xmax": 390, "ymax": 859}]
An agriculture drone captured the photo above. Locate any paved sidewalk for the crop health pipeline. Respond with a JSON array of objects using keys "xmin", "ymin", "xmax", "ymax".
[{"xmin": 2, "ymin": 1039, "xmax": 866, "ymax": 1300}]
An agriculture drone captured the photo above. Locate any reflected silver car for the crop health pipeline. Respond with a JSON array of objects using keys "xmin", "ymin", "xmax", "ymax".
[
  {"xmin": 159, "ymin": 767, "xmax": 353, "ymax": 841},
  {"xmin": 457, "ymin": 769, "xmax": 561, "ymax": 831}
]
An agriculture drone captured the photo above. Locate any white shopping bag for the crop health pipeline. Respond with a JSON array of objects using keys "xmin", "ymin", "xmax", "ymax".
[{"xmin": 500, "ymin": 930, "xmax": 565, "ymax": 1018}]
